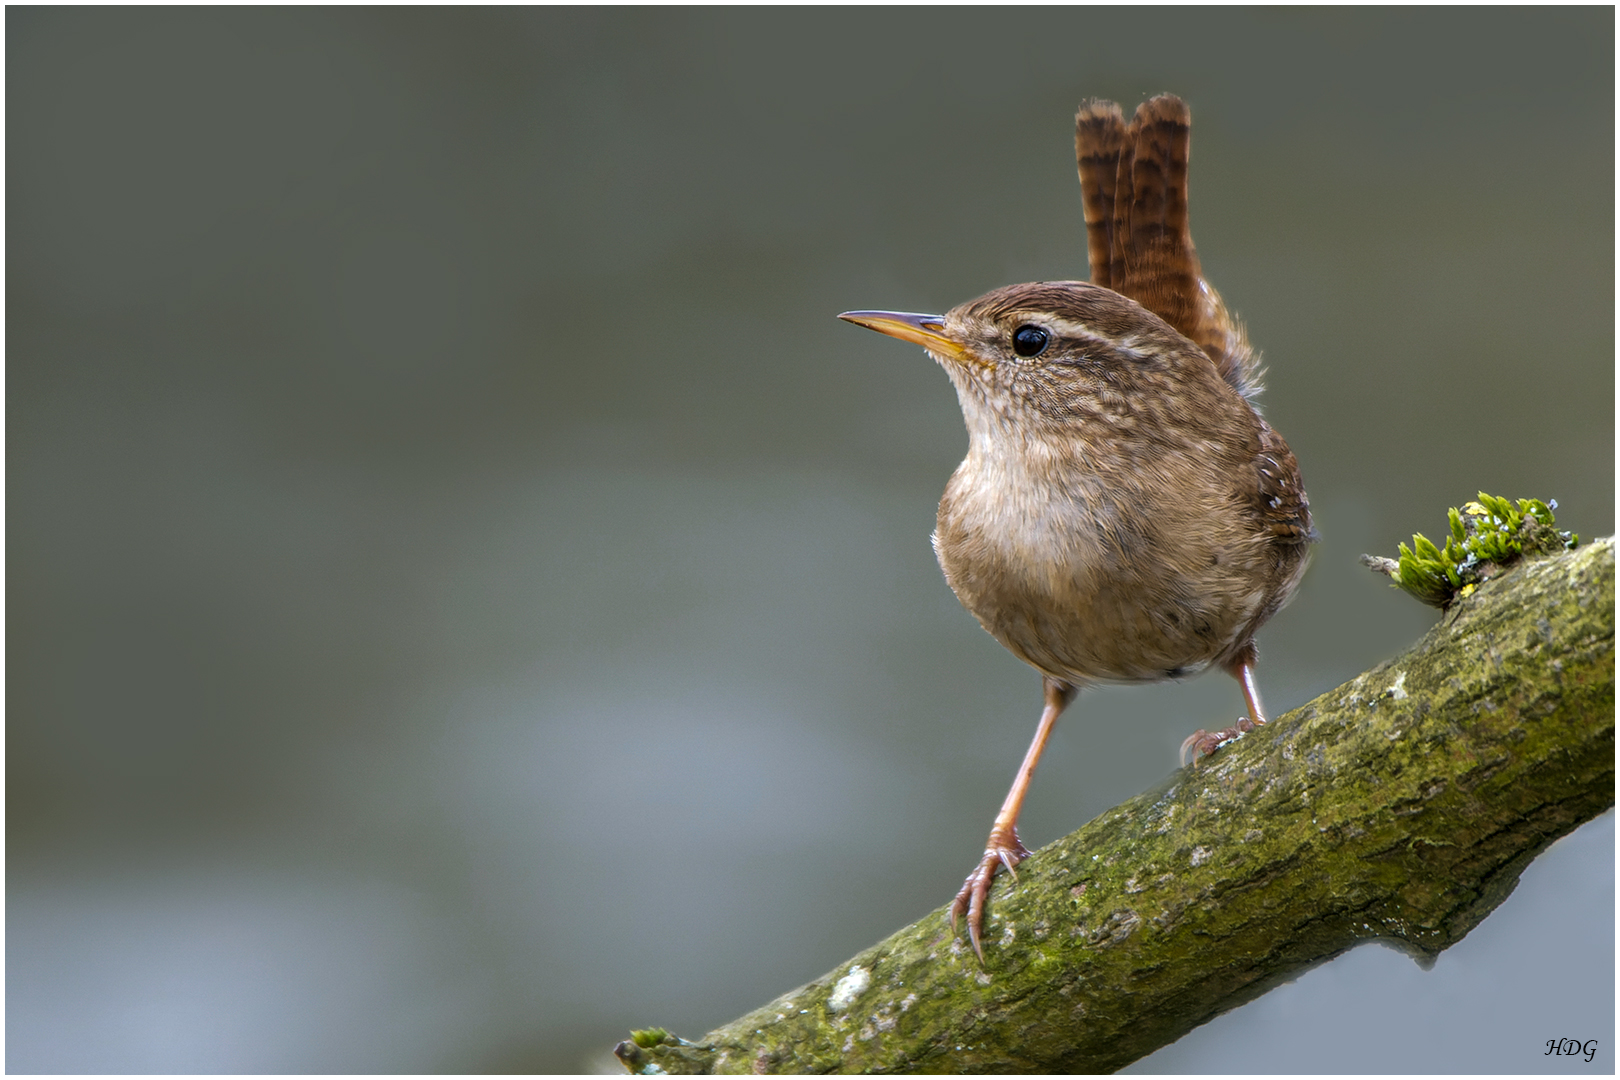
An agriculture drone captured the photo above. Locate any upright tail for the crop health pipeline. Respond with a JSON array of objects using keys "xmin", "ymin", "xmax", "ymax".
[{"xmin": 1075, "ymin": 94, "xmax": 1262, "ymax": 399}]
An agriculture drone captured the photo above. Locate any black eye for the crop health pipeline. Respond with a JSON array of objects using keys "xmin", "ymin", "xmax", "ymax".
[{"xmin": 1012, "ymin": 325, "xmax": 1049, "ymax": 357}]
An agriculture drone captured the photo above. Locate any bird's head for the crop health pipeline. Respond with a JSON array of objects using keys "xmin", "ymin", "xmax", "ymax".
[{"xmin": 840, "ymin": 281, "xmax": 1232, "ymax": 446}]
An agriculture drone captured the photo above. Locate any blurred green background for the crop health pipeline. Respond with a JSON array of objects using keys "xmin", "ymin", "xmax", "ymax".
[{"xmin": 8, "ymin": 7, "xmax": 1612, "ymax": 1073}]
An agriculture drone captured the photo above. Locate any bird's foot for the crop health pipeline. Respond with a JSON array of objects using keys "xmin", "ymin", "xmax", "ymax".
[
  {"xmin": 1180, "ymin": 715, "xmax": 1263, "ymax": 766},
  {"xmin": 950, "ymin": 825, "xmax": 1030, "ymax": 962}
]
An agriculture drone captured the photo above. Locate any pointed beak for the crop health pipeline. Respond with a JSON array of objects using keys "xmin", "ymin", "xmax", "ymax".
[{"xmin": 837, "ymin": 310, "xmax": 967, "ymax": 360}]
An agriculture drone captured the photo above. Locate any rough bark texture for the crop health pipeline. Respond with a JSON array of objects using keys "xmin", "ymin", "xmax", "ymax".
[{"xmin": 617, "ymin": 538, "xmax": 1614, "ymax": 1075}]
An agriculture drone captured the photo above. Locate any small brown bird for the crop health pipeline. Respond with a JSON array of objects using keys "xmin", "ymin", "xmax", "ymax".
[{"xmin": 840, "ymin": 95, "xmax": 1314, "ymax": 960}]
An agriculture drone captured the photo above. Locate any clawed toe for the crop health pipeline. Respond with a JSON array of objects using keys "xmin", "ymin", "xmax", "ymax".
[
  {"xmin": 950, "ymin": 837, "xmax": 1030, "ymax": 962},
  {"xmin": 1180, "ymin": 715, "xmax": 1262, "ymax": 765}
]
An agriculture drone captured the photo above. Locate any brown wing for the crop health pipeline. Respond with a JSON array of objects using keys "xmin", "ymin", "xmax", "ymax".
[
  {"xmin": 1074, "ymin": 94, "xmax": 1261, "ymax": 399},
  {"xmin": 1254, "ymin": 422, "xmax": 1316, "ymax": 545}
]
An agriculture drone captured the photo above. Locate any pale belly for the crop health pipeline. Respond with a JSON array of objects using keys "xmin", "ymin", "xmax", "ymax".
[{"xmin": 934, "ymin": 477, "xmax": 1275, "ymax": 686}]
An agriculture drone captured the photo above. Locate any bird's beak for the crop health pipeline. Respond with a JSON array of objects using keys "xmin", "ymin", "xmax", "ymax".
[{"xmin": 838, "ymin": 310, "xmax": 967, "ymax": 361}]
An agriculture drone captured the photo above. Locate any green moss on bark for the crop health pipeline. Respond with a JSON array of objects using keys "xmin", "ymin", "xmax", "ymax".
[
  {"xmin": 616, "ymin": 539, "xmax": 1614, "ymax": 1074},
  {"xmin": 1362, "ymin": 492, "xmax": 1580, "ymax": 608}
]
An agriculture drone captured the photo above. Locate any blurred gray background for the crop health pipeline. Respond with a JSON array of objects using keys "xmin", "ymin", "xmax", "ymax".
[{"xmin": 8, "ymin": 7, "xmax": 1613, "ymax": 1074}]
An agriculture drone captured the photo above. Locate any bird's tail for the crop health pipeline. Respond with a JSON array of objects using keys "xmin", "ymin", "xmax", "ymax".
[{"xmin": 1075, "ymin": 94, "xmax": 1262, "ymax": 399}]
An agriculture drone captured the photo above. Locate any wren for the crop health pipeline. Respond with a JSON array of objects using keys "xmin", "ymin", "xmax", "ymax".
[{"xmin": 839, "ymin": 95, "xmax": 1314, "ymax": 960}]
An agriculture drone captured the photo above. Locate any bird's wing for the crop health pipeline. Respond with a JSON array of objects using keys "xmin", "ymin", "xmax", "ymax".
[{"xmin": 1254, "ymin": 421, "xmax": 1316, "ymax": 545}]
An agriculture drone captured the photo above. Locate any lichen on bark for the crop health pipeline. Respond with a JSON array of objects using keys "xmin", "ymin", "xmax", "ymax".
[{"xmin": 616, "ymin": 538, "xmax": 1614, "ymax": 1075}]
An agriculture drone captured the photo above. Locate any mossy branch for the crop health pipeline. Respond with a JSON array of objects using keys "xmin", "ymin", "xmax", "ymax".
[{"xmin": 617, "ymin": 538, "xmax": 1615, "ymax": 1075}]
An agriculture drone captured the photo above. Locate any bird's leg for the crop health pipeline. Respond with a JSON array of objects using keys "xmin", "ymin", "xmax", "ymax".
[
  {"xmin": 1181, "ymin": 642, "xmax": 1268, "ymax": 765},
  {"xmin": 1231, "ymin": 653, "xmax": 1268, "ymax": 726},
  {"xmin": 951, "ymin": 676, "xmax": 1075, "ymax": 962}
]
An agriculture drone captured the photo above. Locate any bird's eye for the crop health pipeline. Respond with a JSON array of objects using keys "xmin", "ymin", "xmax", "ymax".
[{"xmin": 1011, "ymin": 325, "xmax": 1049, "ymax": 358}]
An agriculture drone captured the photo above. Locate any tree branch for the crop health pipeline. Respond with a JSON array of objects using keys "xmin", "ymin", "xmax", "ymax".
[{"xmin": 616, "ymin": 538, "xmax": 1614, "ymax": 1074}]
